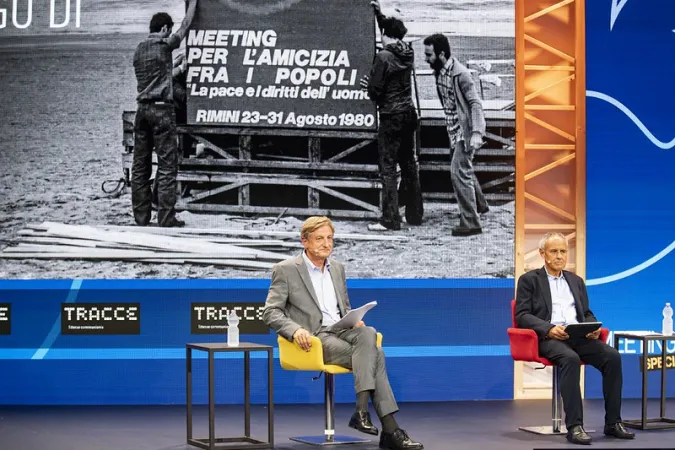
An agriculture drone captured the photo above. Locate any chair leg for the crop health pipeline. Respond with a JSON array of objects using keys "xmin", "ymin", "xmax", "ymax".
[
  {"xmin": 518, "ymin": 366, "xmax": 568, "ymax": 435},
  {"xmin": 519, "ymin": 366, "xmax": 594, "ymax": 435},
  {"xmin": 551, "ymin": 365, "xmax": 564, "ymax": 433},
  {"xmin": 289, "ymin": 373, "xmax": 371, "ymax": 446},
  {"xmin": 325, "ymin": 372, "xmax": 336, "ymax": 442}
]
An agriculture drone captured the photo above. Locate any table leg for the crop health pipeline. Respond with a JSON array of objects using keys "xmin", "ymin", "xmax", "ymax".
[
  {"xmin": 661, "ymin": 338, "xmax": 667, "ymax": 419},
  {"xmin": 186, "ymin": 348, "xmax": 193, "ymax": 442},
  {"xmin": 209, "ymin": 351, "xmax": 215, "ymax": 450},
  {"xmin": 245, "ymin": 351, "xmax": 251, "ymax": 438},
  {"xmin": 268, "ymin": 349, "xmax": 274, "ymax": 447}
]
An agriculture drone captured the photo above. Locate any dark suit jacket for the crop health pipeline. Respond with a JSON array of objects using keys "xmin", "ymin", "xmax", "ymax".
[{"xmin": 515, "ymin": 267, "xmax": 598, "ymax": 340}]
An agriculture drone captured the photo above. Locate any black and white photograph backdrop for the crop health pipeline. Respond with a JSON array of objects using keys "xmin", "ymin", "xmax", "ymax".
[{"xmin": 0, "ymin": 0, "xmax": 514, "ymax": 279}]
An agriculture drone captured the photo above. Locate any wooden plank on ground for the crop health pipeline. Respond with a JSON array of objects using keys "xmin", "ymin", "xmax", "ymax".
[
  {"xmin": 15, "ymin": 236, "xmax": 149, "ymax": 250},
  {"xmin": 93, "ymin": 225, "xmax": 409, "ymax": 241},
  {"xmin": 0, "ymin": 253, "xmax": 273, "ymax": 269},
  {"xmin": 1, "ymin": 245, "xmax": 256, "ymax": 259},
  {"xmin": 38, "ymin": 222, "xmax": 290, "ymax": 261}
]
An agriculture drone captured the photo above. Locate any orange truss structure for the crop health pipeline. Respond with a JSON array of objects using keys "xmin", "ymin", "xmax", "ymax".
[{"xmin": 514, "ymin": 0, "xmax": 586, "ymax": 399}]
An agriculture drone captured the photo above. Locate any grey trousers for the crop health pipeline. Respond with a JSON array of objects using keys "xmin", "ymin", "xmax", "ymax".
[
  {"xmin": 450, "ymin": 140, "xmax": 486, "ymax": 229},
  {"xmin": 317, "ymin": 326, "xmax": 399, "ymax": 418}
]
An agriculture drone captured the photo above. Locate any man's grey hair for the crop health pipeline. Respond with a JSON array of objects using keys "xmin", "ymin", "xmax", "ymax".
[{"xmin": 538, "ymin": 232, "xmax": 567, "ymax": 250}]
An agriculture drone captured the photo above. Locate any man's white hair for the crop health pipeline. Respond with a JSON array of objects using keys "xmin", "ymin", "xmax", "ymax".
[{"xmin": 538, "ymin": 232, "xmax": 567, "ymax": 250}]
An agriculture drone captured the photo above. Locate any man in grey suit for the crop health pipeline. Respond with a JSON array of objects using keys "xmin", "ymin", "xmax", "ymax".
[{"xmin": 263, "ymin": 216, "xmax": 423, "ymax": 450}]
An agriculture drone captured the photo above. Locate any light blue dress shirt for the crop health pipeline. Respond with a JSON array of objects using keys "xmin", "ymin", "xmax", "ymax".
[{"xmin": 546, "ymin": 270, "xmax": 579, "ymax": 326}]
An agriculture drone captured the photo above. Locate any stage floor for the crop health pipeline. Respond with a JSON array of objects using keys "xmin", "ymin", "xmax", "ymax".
[{"xmin": 1, "ymin": 399, "xmax": 673, "ymax": 450}]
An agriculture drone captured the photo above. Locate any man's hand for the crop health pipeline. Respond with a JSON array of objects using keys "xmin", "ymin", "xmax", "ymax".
[
  {"xmin": 547, "ymin": 325, "xmax": 569, "ymax": 340},
  {"xmin": 469, "ymin": 132, "xmax": 483, "ymax": 151},
  {"xmin": 586, "ymin": 328, "xmax": 602, "ymax": 340},
  {"xmin": 293, "ymin": 328, "xmax": 313, "ymax": 351},
  {"xmin": 359, "ymin": 75, "xmax": 370, "ymax": 91},
  {"xmin": 354, "ymin": 321, "xmax": 365, "ymax": 328},
  {"xmin": 370, "ymin": 0, "xmax": 381, "ymax": 13},
  {"xmin": 173, "ymin": 52, "xmax": 185, "ymax": 68}
]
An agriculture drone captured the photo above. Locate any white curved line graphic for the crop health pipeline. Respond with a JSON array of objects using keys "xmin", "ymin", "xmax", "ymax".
[
  {"xmin": 610, "ymin": 0, "xmax": 629, "ymax": 31},
  {"xmin": 586, "ymin": 240, "xmax": 675, "ymax": 286},
  {"xmin": 586, "ymin": 91, "xmax": 675, "ymax": 149}
]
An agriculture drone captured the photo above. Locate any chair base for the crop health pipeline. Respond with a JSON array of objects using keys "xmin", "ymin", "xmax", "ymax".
[
  {"xmin": 518, "ymin": 426, "xmax": 595, "ymax": 435},
  {"xmin": 518, "ymin": 425, "xmax": 568, "ymax": 435},
  {"xmin": 290, "ymin": 435, "xmax": 371, "ymax": 446}
]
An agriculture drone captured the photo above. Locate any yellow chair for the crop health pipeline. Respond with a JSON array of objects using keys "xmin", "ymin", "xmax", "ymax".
[{"xmin": 277, "ymin": 332, "xmax": 383, "ymax": 446}]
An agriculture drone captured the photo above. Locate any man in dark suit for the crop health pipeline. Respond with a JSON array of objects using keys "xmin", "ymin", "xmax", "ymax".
[
  {"xmin": 263, "ymin": 216, "xmax": 423, "ymax": 450},
  {"xmin": 515, "ymin": 232, "xmax": 635, "ymax": 445}
]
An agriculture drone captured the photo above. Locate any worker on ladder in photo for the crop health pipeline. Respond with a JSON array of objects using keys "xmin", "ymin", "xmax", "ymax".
[
  {"xmin": 131, "ymin": 0, "xmax": 198, "ymax": 228},
  {"xmin": 361, "ymin": 0, "xmax": 424, "ymax": 232}
]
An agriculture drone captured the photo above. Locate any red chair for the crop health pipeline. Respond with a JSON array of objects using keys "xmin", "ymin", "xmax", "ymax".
[{"xmin": 507, "ymin": 299, "xmax": 609, "ymax": 435}]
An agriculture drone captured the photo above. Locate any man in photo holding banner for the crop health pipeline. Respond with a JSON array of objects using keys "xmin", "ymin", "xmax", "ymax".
[
  {"xmin": 131, "ymin": 0, "xmax": 197, "ymax": 228},
  {"xmin": 362, "ymin": 0, "xmax": 423, "ymax": 232},
  {"xmin": 423, "ymin": 33, "xmax": 488, "ymax": 237},
  {"xmin": 264, "ymin": 216, "xmax": 424, "ymax": 450}
]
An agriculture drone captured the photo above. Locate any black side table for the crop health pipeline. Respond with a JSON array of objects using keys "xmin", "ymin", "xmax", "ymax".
[
  {"xmin": 186, "ymin": 343, "xmax": 274, "ymax": 449},
  {"xmin": 613, "ymin": 332, "xmax": 675, "ymax": 430}
]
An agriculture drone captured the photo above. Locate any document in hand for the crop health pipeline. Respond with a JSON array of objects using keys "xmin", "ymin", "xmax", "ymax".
[{"xmin": 329, "ymin": 301, "xmax": 378, "ymax": 329}]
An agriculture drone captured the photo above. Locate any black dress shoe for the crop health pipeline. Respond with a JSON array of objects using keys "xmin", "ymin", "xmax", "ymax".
[
  {"xmin": 348, "ymin": 411, "xmax": 378, "ymax": 436},
  {"xmin": 161, "ymin": 217, "xmax": 186, "ymax": 228},
  {"xmin": 566, "ymin": 425, "xmax": 592, "ymax": 445},
  {"xmin": 379, "ymin": 428, "xmax": 423, "ymax": 449},
  {"xmin": 451, "ymin": 226, "xmax": 482, "ymax": 237},
  {"xmin": 604, "ymin": 422, "xmax": 635, "ymax": 439}
]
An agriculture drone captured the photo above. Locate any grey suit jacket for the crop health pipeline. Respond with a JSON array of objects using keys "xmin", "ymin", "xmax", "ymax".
[{"xmin": 263, "ymin": 254, "xmax": 352, "ymax": 341}]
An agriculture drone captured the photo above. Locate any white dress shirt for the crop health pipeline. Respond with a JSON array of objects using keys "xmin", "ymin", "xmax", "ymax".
[{"xmin": 302, "ymin": 251, "xmax": 341, "ymax": 326}]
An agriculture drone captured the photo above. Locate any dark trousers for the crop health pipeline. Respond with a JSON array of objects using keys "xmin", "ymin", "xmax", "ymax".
[
  {"xmin": 539, "ymin": 337, "xmax": 623, "ymax": 428},
  {"xmin": 377, "ymin": 109, "xmax": 423, "ymax": 229},
  {"xmin": 132, "ymin": 103, "xmax": 178, "ymax": 226}
]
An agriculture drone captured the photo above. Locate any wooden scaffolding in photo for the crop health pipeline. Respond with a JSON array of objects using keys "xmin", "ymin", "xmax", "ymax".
[{"xmin": 121, "ymin": 67, "xmax": 515, "ymax": 220}]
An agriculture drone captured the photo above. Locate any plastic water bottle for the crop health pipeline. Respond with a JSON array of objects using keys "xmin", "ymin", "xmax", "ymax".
[
  {"xmin": 227, "ymin": 310, "xmax": 240, "ymax": 347},
  {"xmin": 662, "ymin": 303, "xmax": 673, "ymax": 336}
]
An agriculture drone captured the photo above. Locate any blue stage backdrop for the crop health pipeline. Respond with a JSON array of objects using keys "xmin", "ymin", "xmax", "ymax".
[
  {"xmin": 585, "ymin": 0, "xmax": 675, "ymax": 398},
  {"xmin": 0, "ymin": 279, "xmax": 514, "ymax": 405}
]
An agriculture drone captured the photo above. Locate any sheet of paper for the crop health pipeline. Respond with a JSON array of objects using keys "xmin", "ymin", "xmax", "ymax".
[{"xmin": 328, "ymin": 301, "xmax": 377, "ymax": 329}]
